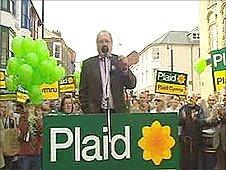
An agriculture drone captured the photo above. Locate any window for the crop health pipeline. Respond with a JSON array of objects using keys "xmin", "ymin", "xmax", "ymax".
[
  {"xmin": 0, "ymin": 26, "xmax": 14, "ymax": 68},
  {"xmin": 152, "ymin": 48, "xmax": 159, "ymax": 60},
  {"xmin": 1, "ymin": 0, "xmax": 15, "ymax": 15},
  {"xmin": 9, "ymin": 0, "xmax": 15, "ymax": 15},
  {"xmin": 8, "ymin": 31, "xmax": 14, "ymax": 58},
  {"xmin": 208, "ymin": 12, "xmax": 217, "ymax": 50},
  {"xmin": 152, "ymin": 69, "xmax": 157, "ymax": 81},
  {"xmin": 209, "ymin": 23, "xmax": 217, "ymax": 50},
  {"xmin": 55, "ymin": 45, "xmax": 61, "ymax": 58},
  {"xmin": 1, "ymin": 0, "xmax": 9, "ymax": 11},
  {"xmin": 192, "ymin": 33, "xmax": 200, "ymax": 40},
  {"xmin": 53, "ymin": 42, "xmax": 62, "ymax": 59},
  {"xmin": 146, "ymin": 70, "xmax": 149, "ymax": 84},
  {"xmin": 224, "ymin": 18, "xmax": 226, "ymax": 46},
  {"xmin": 21, "ymin": 0, "xmax": 31, "ymax": 29},
  {"xmin": 141, "ymin": 72, "xmax": 144, "ymax": 85}
]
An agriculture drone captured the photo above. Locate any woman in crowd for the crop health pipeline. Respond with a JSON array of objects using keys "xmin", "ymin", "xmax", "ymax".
[
  {"xmin": 71, "ymin": 98, "xmax": 82, "ymax": 114},
  {"xmin": 59, "ymin": 95, "xmax": 73, "ymax": 114}
]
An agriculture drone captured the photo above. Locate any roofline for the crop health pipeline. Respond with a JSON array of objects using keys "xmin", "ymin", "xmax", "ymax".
[
  {"xmin": 138, "ymin": 42, "xmax": 199, "ymax": 55},
  {"xmin": 29, "ymin": 0, "xmax": 41, "ymax": 22}
]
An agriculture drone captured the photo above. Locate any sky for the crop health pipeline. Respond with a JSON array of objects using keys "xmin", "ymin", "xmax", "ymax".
[{"xmin": 33, "ymin": 1, "xmax": 199, "ymax": 62}]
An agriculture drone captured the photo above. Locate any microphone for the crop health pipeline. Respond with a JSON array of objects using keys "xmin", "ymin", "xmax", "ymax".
[{"xmin": 101, "ymin": 45, "xmax": 109, "ymax": 56}]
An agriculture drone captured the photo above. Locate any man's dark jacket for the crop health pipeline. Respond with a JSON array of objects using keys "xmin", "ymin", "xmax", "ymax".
[{"xmin": 79, "ymin": 54, "xmax": 136, "ymax": 113}]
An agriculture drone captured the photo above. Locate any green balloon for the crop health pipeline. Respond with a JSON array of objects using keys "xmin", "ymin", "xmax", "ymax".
[
  {"xmin": 39, "ymin": 60, "xmax": 54, "ymax": 75},
  {"xmin": 24, "ymin": 52, "xmax": 39, "ymax": 67},
  {"xmin": 34, "ymin": 39, "xmax": 49, "ymax": 62},
  {"xmin": 59, "ymin": 66, "xmax": 65, "ymax": 78},
  {"xmin": 6, "ymin": 75, "xmax": 17, "ymax": 91},
  {"xmin": 18, "ymin": 64, "xmax": 33, "ymax": 85},
  {"xmin": 48, "ymin": 56, "xmax": 58, "ymax": 67},
  {"xmin": 22, "ymin": 36, "xmax": 35, "ymax": 54},
  {"xmin": 50, "ymin": 66, "xmax": 62, "ymax": 83},
  {"xmin": 29, "ymin": 85, "xmax": 40, "ymax": 96},
  {"xmin": 45, "ymin": 75, "xmax": 55, "ymax": 84},
  {"xmin": 195, "ymin": 58, "xmax": 207, "ymax": 74},
  {"xmin": 12, "ymin": 36, "xmax": 24, "ymax": 57},
  {"xmin": 32, "ymin": 70, "xmax": 45, "ymax": 86},
  {"xmin": 36, "ymin": 48, "xmax": 50, "ymax": 62},
  {"xmin": 35, "ymin": 39, "xmax": 48, "ymax": 50},
  {"xmin": 6, "ymin": 57, "xmax": 21, "ymax": 75},
  {"xmin": 32, "ymin": 96, "xmax": 43, "ymax": 105},
  {"xmin": 73, "ymin": 71, "xmax": 81, "ymax": 88},
  {"xmin": 29, "ymin": 86, "xmax": 43, "ymax": 105}
]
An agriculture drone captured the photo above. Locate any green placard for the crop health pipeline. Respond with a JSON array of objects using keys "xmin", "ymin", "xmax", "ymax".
[
  {"xmin": 155, "ymin": 70, "xmax": 187, "ymax": 96},
  {"xmin": 43, "ymin": 113, "xmax": 179, "ymax": 170},
  {"xmin": 210, "ymin": 48, "xmax": 226, "ymax": 92},
  {"xmin": 211, "ymin": 47, "xmax": 226, "ymax": 72}
]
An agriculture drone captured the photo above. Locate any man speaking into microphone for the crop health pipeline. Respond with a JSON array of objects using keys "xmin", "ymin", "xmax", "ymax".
[{"xmin": 79, "ymin": 30, "xmax": 137, "ymax": 113}]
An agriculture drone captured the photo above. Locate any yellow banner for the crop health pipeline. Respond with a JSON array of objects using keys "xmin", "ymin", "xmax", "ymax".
[
  {"xmin": 59, "ymin": 76, "xmax": 76, "ymax": 93},
  {"xmin": 0, "ymin": 93, "xmax": 17, "ymax": 101},
  {"xmin": 155, "ymin": 82, "xmax": 186, "ymax": 95},
  {"xmin": 214, "ymin": 70, "xmax": 226, "ymax": 92},
  {"xmin": 17, "ymin": 92, "xmax": 29, "ymax": 103},
  {"xmin": 0, "ymin": 71, "xmax": 6, "ymax": 89},
  {"xmin": 60, "ymin": 84, "xmax": 75, "ymax": 93},
  {"xmin": 40, "ymin": 82, "xmax": 59, "ymax": 100},
  {"xmin": 0, "ymin": 81, "xmax": 6, "ymax": 89}
]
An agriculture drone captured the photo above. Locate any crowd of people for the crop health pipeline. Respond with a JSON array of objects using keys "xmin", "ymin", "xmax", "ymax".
[
  {"xmin": 0, "ymin": 90, "xmax": 225, "ymax": 170},
  {"xmin": 126, "ymin": 90, "xmax": 226, "ymax": 170},
  {"xmin": 0, "ymin": 30, "xmax": 225, "ymax": 170},
  {"xmin": 0, "ymin": 94, "xmax": 82, "ymax": 170}
]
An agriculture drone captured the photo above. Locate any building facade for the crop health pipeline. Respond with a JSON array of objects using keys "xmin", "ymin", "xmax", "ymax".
[
  {"xmin": 131, "ymin": 28, "xmax": 200, "ymax": 95},
  {"xmin": 43, "ymin": 29, "xmax": 76, "ymax": 75},
  {"xmin": 199, "ymin": 0, "xmax": 226, "ymax": 97},
  {"xmin": 0, "ymin": 0, "xmax": 42, "ymax": 69}
]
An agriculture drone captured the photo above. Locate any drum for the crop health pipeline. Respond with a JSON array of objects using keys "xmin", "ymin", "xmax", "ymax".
[
  {"xmin": 202, "ymin": 128, "xmax": 219, "ymax": 153},
  {"xmin": 202, "ymin": 128, "xmax": 219, "ymax": 169}
]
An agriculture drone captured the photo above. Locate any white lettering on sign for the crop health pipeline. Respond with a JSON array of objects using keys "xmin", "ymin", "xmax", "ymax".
[
  {"xmin": 50, "ymin": 126, "xmax": 131, "ymax": 163},
  {"xmin": 50, "ymin": 128, "xmax": 74, "ymax": 162},
  {"xmin": 111, "ymin": 126, "xmax": 131, "ymax": 160},
  {"xmin": 157, "ymin": 72, "xmax": 177, "ymax": 82},
  {"xmin": 82, "ymin": 135, "xmax": 102, "ymax": 161},
  {"xmin": 213, "ymin": 53, "xmax": 226, "ymax": 68}
]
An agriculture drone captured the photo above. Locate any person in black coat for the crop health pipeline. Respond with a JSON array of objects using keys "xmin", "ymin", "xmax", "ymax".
[
  {"xmin": 79, "ymin": 30, "xmax": 137, "ymax": 114},
  {"xmin": 179, "ymin": 92, "xmax": 204, "ymax": 170}
]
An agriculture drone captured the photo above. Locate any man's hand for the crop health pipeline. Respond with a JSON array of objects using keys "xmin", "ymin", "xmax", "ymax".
[
  {"xmin": 118, "ymin": 57, "xmax": 129, "ymax": 71},
  {"xmin": 118, "ymin": 51, "xmax": 139, "ymax": 71}
]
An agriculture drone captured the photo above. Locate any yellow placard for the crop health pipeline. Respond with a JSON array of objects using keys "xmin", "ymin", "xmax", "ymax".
[
  {"xmin": 0, "ymin": 81, "xmax": 6, "ymax": 89},
  {"xmin": 17, "ymin": 92, "xmax": 29, "ymax": 103},
  {"xmin": 0, "ymin": 71, "xmax": 5, "ymax": 81},
  {"xmin": 0, "ymin": 71, "xmax": 6, "ymax": 89},
  {"xmin": 155, "ymin": 82, "xmax": 186, "ymax": 95},
  {"xmin": 214, "ymin": 70, "xmax": 226, "ymax": 92},
  {"xmin": 60, "ymin": 84, "xmax": 75, "ymax": 93},
  {"xmin": 59, "ymin": 76, "xmax": 76, "ymax": 93},
  {"xmin": 40, "ymin": 82, "xmax": 59, "ymax": 100},
  {"xmin": 0, "ymin": 93, "xmax": 17, "ymax": 101}
]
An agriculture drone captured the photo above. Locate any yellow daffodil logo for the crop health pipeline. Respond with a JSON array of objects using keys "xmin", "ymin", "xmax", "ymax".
[
  {"xmin": 68, "ymin": 77, "xmax": 74, "ymax": 83},
  {"xmin": 177, "ymin": 74, "xmax": 186, "ymax": 84},
  {"xmin": 138, "ymin": 120, "xmax": 175, "ymax": 165}
]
